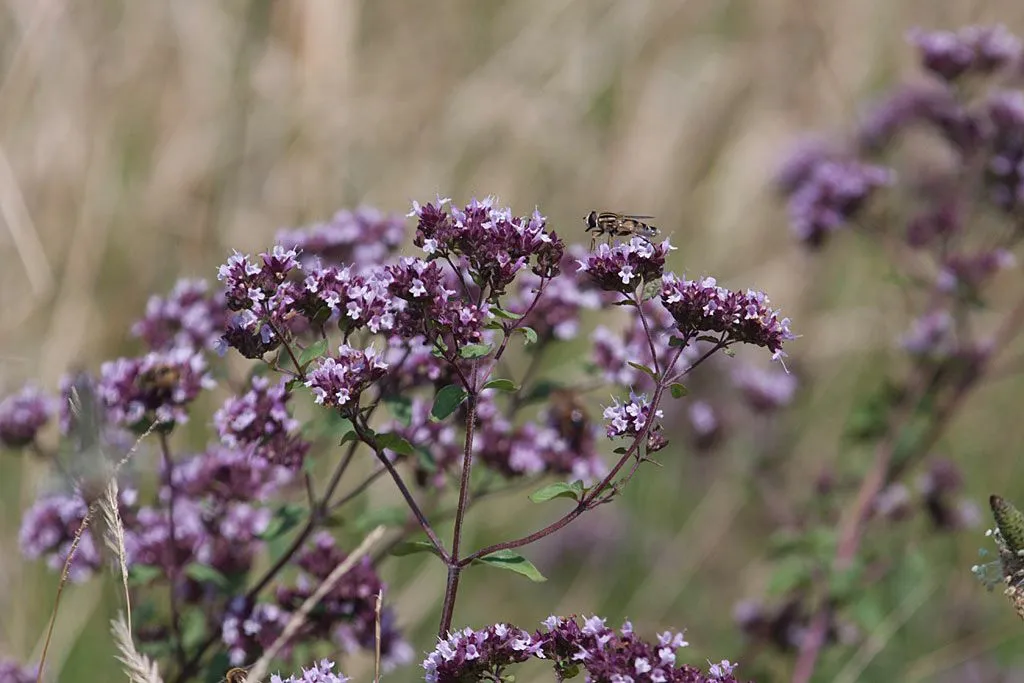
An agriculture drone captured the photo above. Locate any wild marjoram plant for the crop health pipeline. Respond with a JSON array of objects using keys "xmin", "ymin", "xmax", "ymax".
[
  {"xmin": 0, "ymin": 197, "xmax": 792, "ymax": 683},
  {"xmin": 718, "ymin": 22, "xmax": 1024, "ymax": 683}
]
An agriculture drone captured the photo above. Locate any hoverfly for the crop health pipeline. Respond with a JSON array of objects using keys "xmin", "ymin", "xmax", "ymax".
[
  {"xmin": 222, "ymin": 666, "xmax": 251, "ymax": 683},
  {"xmin": 583, "ymin": 211, "xmax": 659, "ymax": 249}
]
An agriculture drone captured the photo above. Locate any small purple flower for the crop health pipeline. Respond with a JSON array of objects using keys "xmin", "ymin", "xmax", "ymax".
[
  {"xmin": 661, "ymin": 274, "xmax": 796, "ymax": 361},
  {"xmin": 688, "ymin": 400, "xmax": 722, "ymax": 452},
  {"xmin": 270, "ymin": 658, "xmax": 350, "ymax": 683},
  {"xmin": 423, "ymin": 615, "xmax": 739, "ymax": 683},
  {"xmin": 731, "ymin": 364, "xmax": 797, "ymax": 413},
  {"xmin": 384, "ymin": 257, "xmax": 491, "ymax": 348},
  {"xmin": 222, "ymin": 602, "xmax": 291, "ymax": 666},
  {"xmin": 907, "ymin": 25, "xmax": 1022, "ymax": 81},
  {"xmin": 591, "ymin": 301, "xmax": 695, "ymax": 388},
  {"xmin": 576, "ymin": 239, "xmax": 671, "ymax": 294},
  {"xmin": 215, "ymin": 376, "xmax": 310, "ymax": 469},
  {"xmin": 410, "ymin": 197, "xmax": 566, "ymax": 296},
  {"xmin": 0, "ymin": 660, "xmax": 38, "ymax": 683},
  {"xmin": 304, "ymin": 344, "xmax": 388, "ymax": 410},
  {"xmin": 604, "ymin": 391, "xmax": 663, "ymax": 439},
  {"xmin": 20, "ymin": 487, "xmax": 137, "ymax": 582},
  {"xmin": 276, "ymin": 205, "xmax": 406, "ymax": 270},
  {"xmin": 131, "ymin": 278, "xmax": 228, "ymax": 353},
  {"xmin": 857, "ymin": 83, "xmax": 980, "ymax": 152},
  {"xmin": 97, "ymin": 347, "xmax": 215, "ymax": 428},
  {"xmin": 901, "ymin": 310, "xmax": 955, "ymax": 358},
  {"xmin": 276, "ymin": 532, "xmax": 410, "ymax": 666},
  {"xmin": 936, "ymin": 248, "xmax": 1016, "ymax": 293},
  {"xmin": 784, "ymin": 159, "xmax": 894, "ymax": 247},
  {"xmin": 509, "ymin": 245, "xmax": 604, "ymax": 341},
  {"xmin": 984, "ymin": 90, "xmax": 1024, "ymax": 212},
  {"xmin": 0, "ymin": 384, "xmax": 56, "ymax": 448}
]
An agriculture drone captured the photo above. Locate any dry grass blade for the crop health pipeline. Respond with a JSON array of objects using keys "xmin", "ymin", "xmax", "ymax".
[
  {"xmin": 244, "ymin": 526, "xmax": 387, "ymax": 683},
  {"xmin": 111, "ymin": 612, "xmax": 164, "ymax": 683},
  {"xmin": 374, "ymin": 588, "xmax": 383, "ymax": 683},
  {"xmin": 35, "ymin": 503, "xmax": 96, "ymax": 683},
  {"xmin": 101, "ymin": 477, "xmax": 133, "ymax": 634}
]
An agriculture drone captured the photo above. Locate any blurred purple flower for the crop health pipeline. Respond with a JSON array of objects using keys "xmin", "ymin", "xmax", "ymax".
[
  {"xmin": 0, "ymin": 660, "xmax": 38, "ymax": 683},
  {"xmin": 276, "ymin": 206, "xmax": 406, "ymax": 270},
  {"xmin": 97, "ymin": 347, "xmax": 215, "ymax": 428},
  {"xmin": 604, "ymin": 391, "xmax": 663, "ymax": 441},
  {"xmin": 132, "ymin": 278, "xmax": 228, "ymax": 353},
  {"xmin": 510, "ymin": 245, "xmax": 604, "ymax": 341},
  {"xmin": 215, "ymin": 376, "xmax": 310, "ymax": 469},
  {"xmin": 907, "ymin": 25, "xmax": 1022, "ymax": 81},
  {"xmin": 270, "ymin": 659, "xmax": 350, "ymax": 683},
  {"xmin": 688, "ymin": 400, "xmax": 722, "ymax": 452},
  {"xmin": 222, "ymin": 602, "xmax": 291, "ymax": 667},
  {"xmin": 984, "ymin": 90, "xmax": 1024, "ymax": 212},
  {"xmin": 936, "ymin": 248, "xmax": 1016, "ymax": 293},
  {"xmin": 857, "ymin": 83, "xmax": 980, "ymax": 152},
  {"xmin": 731, "ymin": 364, "xmax": 797, "ymax": 413},
  {"xmin": 0, "ymin": 384, "xmax": 57, "ymax": 448}
]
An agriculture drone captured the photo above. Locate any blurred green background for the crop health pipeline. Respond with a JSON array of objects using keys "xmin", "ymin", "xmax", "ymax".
[{"xmin": 3, "ymin": 1, "xmax": 1024, "ymax": 681}]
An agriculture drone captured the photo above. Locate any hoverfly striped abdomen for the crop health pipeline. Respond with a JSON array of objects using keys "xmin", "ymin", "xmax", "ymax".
[{"xmin": 583, "ymin": 211, "xmax": 659, "ymax": 249}]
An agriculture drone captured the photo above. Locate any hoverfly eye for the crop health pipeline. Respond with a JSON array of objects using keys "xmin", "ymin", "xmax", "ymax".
[{"xmin": 584, "ymin": 211, "xmax": 598, "ymax": 229}]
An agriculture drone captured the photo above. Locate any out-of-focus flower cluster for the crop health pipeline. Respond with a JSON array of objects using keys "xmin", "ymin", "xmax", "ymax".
[
  {"xmin": 0, "ymin": 660, "xmax": 38, "ymax": 683},
  {"xmin": 0, "ymin": 384, "xmax": 56, "ymax": 448},
  {"xmin": 215, "ymin": 376, "xmax": 310, "ymax": 469},
  {"xmin": 270, "ymin": 658, "xmax": 350, "ymax": 683},
  {"xmin": 423, "ymin": 615, "xmax": 744, "ymax": 683},
  {"xmin": 223, "ymin": 532, "xmax": 412, "ymax": 669}
]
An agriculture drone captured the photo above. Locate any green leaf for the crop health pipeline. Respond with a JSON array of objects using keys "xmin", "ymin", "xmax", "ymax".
[
  {"xmin": 766, "ymin": 557, "xmax": 812, "ymax": 596},
  {"xmin": 483, "ymin": 378, "xmax": 518, "ymax": 392},
  {"xmin": 668, "ymin": 336, "xmax": 689, "ymax": 348},
  {"xmin": 127, "ymin": 564, "xmax": 163, "ymax": 586},
  {"xmin": 286, "ymin": 377, "xmax": 304, "ymax": 393},
  {"xmin": 298, "ymin": 339, "xmax": 329, "ymax": 369},
  {"xmin": 612, "ymin": 299, "xmax": 637, "ymax": 307},
  {"xmin": 383, "ymin": 396, "xmax": 413, "ymax": 427},
  {"xmin": 491, "ymin": 306, "xmax": 523, "ymax": 320},
  {"xmin": 460, "ymin": 343, "xmax": 494, "ymax": 359},
  {"xmin": 180, "ymin": 608, "xmax": 210, "ymax": 649},
  {"xmin": 696, "ymin": 335, "xmax": 720, "ymax": 345},
  {"xmin": 627, "ymin": 361, "xmax": 657, "ymax": 379},
  {"xmin": 376, "ymin": 432, "xmax": 416, "ymax": 456},
  {"xmin": 431, "ymin": 384, "xmax": 468, "ymax": 421},
  {"xmin": 390, "ymin": 540, "xmax": 442, "ymax": 558},
  {"xmin": 473, "ymin": 550, "xmax": 547, "ymax": 582},
  {"xmin": 259, "ymin": 503, "xmax": 306, "ymax": 541},
  {"xmin": 723, "ymin": 348, "xmax": 736, "ymax": 357},
  {"xmin": 184, "ymin": 563, "xmax": 231, "ymax": 590},
  {"xmin": 416, "ymin": 446, "xmax": 438, "ymax": 473},
  {"xmin": 669, "ymin": 383, "xmax": 688, "ymax": 399},
  {"xmin": 518, "ymin": 326, "xmax": 539, "ymax": 345},
  {"xmin": 529, "ymin": 481, "xmax": 585, "ymax": 503},
  {"xmin": 354, "ymin": 506, "xmax": 408, "ymax": 533}
]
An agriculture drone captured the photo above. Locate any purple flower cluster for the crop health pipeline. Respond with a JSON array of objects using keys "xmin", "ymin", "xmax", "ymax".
[
  {"xmin": 907, "ymin": 24, "xmax": 1022, "ymax": 82},
  {"xmin": 383, "ymin": 257, "xmax": 490, "ymax": 347},
  {"xmin": 591, "ymin": 301, "xmax": 695, "ymax": 387},
  {"xmin": 603, "ymin": 392, "xmax": 663, "ymax": 441},
  {"xmin": 132, "ymin": 278, "xmax": 228, "ymax": 353},
  {"xmin": 783, "ymin": 158, "xmax": 894, "ymax": 247},
  {"xmin": 276, "ymin": 206, "xmax": 406, "ymax": 270},
  {"xmin": 576, "ymin": 239, "xmax": 671, "ymax": 294},
  {"xmin": 410, "ymin": 196, "xmax": 565, "ymax": 296},
  {"xmin": 936, "ymin": 248, "xmax": 1016, "ymax": 293},
  {"xmin": 0, "ymin": 384, "xmax": 56, "ymax": 448},
  {"xmin": 661, "ymin": 275, "xmax": 795, "ymax": 361},
  {"xmin": 222, "ymin": 602, "xmax": 291, "ymax": 666},
  {"xmin": 215, "ymin": 376, "xmax": 310, "ymax": 469},
  {"xmin": 509, "ymin": 245, "xmax": 604, "ymax": 341},
  {"xmin": 272, "ymin": 532, "xmax": 412, "ymax": 670},
  {"xmin": 270, "ymin": 658, "xmax": 350, "ymax": 683},
  {"xmin": 983, "ymin": 90, "xmax": 1024, "ymax": 211},
  {"xmin": 128, "ymin": 446, "xmax": 289, "ymax": 581},
  {"xmin": 423, "ymin": 615, "xmax": 745, "ymax": 683},
  {"xmin": 19, "ymin": 487, "xmax": 138, "ymax": 583},
  {"xmin": 304, "ymin": 344, "xmax": 389, "ymax": 411},
  {"xmin": 97, "ymin": 348, "xmax": 215, "ymax": 428}
]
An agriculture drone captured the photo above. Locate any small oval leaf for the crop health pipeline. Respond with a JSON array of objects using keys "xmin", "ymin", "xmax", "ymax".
[
  {"xmin": 529, "ymin": 481, "xmax": 585, "ymax": 503},
  {"xmin": 491, "ymin": 307, "xmax": 524, "ymax": 320},
  {"xmin": 390, "ymin": 540, "xmax": 441, "ymax": 558},
  {"xmin": 483, "ymin": 378, "xmax": 518, "ymax": 392},
  {"xmin": 669, "ymin": 383, "xmax": 688, "ymax": 399},
  {"xmin": 627, "ymin": 361, "xmax": 657, "ymax": 379},
  {"xmin": 460, "ymin": 343, "xmax": 494, "ymax": 359},
  {"xmin": 298, "ymin": 339, "xmax": 329, "ymax": 369},
  {"xmin": 474, "ymin": 550, "xmax": 547, "ymax": 582},
  {"xmin": 376, "ymin": 432, "xmax": 416, "ymax": 457},
  {"xmin": 431, "ymin": 384, "xmax": 469, "ymax": 421},
  {"xmin": 518, "ymin": 326, "xmax": 539, "ymax": 345}
]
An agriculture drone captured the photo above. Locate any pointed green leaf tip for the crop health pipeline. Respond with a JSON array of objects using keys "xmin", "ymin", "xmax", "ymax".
[{"xmin": 991, "ymin": 495, "xmax": 1024, "ymax": 553}]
